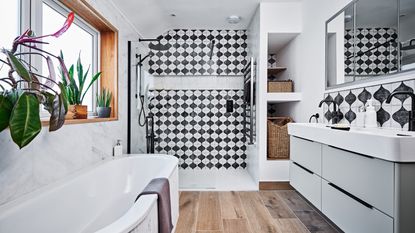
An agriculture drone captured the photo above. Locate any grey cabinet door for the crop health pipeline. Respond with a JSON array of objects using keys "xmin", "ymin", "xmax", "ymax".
[
  {"xmin": 322, "ymin": 180, "xmax": 393, "ymax": 233},
  {"xmin": 290, "ymin": 137, "xmax": 322, "ymax": 175},
  {"xmin": 322, "ymin": 145, "xmax": 394, "ymax": 216}
]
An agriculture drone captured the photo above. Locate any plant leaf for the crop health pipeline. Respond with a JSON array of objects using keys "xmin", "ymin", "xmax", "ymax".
[
  {"xmin": 6, "ymin": 51, "xmax": 31, "ymax": 82},
  {"xmin": 9, "ymin": 93, "xmax": 41, "ymax": 149},
  {"xmin": 0, "ymin": 95, "xmax": 13, "ymax": 131},
  {"xmin": 81, "ymin": 72, "xmax": 101, "ymax": 103},
  {"xmin": 42, "ymin": 91, "xmax": 55, "ymax": 113},
  {"xmin": 68, "ymin": 65, "xmax": 80, "ymax": 104},
  {"xmin": 45, "ymin": 56, "xmax": 56, "ymax": 89},
  {"xmin": 60, "ymin": 83, "xmax": 68, "ymax": 112},
  {"xmin": 30, "ymin": 73, "xmax": 41, "ymax": 91},
  {"xmin": 58, "ymin": 55, "xmax": 70, "ymax": 85},
  {"xmin": 76, "ymin": 56, "xmax": 84, "ymax": 99},
  {"xmin": 48, "ymin": 92, "xmax": 67, "ymax": 132}
]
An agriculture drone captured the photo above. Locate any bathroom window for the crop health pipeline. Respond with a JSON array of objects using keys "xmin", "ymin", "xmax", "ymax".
[
  {"xmin": 0, "ymin": 0, "xmax": 118, "ymax": 123},
  {"xmin": 39, "ymin": 0, "xmax": 100, "ymax": 114},
  {"xmin": 0, "ymin": 0, "xmax": 21, "ymax": 91}
]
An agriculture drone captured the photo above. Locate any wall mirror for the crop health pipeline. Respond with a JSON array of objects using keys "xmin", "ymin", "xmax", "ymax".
[{"xmin": 325, "ymin": 0, "xmax": 415, "ymax": 89}]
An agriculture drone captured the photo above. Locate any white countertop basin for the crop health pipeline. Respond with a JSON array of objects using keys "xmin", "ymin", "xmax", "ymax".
[{"xmin": 288, "ymin": 123, "xmax": 415, "ymax": 162}]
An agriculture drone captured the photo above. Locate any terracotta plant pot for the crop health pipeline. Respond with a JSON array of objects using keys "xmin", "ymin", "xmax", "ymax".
[
  {"xmin": 97, "ymin": 107, "xmax": 111, "ymax": 118},
  {"xmin": 66, "ymin": 105, "xmax": 88, "ymax": 119}
]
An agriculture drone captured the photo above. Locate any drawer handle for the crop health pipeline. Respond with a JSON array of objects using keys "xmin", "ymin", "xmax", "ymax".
[
  {"xmin": 328, "ymin": 145, "xmax": 374, "ymax": 159},
  {"xmin": 328, "ymin": 183, "xmax": 373, "ymax": 209},
  {"xmin": 293, "ymin": 162, "xmax": 314, "ymax": 175}
]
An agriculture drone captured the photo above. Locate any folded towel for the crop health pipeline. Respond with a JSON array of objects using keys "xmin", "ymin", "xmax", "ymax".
[{"xmin": 135, "ymin": 178, "xmax": 173, "ymax": 233}]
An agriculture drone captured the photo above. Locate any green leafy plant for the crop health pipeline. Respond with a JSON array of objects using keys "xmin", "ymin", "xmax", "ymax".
[
  {"xmin": 0, "ymin": 12, "xmax": 74, "ymax": 148},
  {"xmin": 97, "ymin": 88, "xmax": 112, "ymax": 108},
  {"xmin": 61, "ymin": 53, "xmax": 101, "ymax": 105}
]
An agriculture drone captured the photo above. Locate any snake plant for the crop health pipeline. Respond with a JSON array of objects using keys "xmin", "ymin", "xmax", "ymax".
[
  {"xmin": 97, "ymin": 88, "xmax": 112, "ymax": 108},
  {"xmin": 61, "ymin": 53, "xmax": 102, "ymax": 105}
]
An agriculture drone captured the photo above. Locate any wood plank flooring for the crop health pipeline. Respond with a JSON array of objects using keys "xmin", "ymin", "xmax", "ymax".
[{"xmin": 175, "ymin": 191, "xmax": 340, "ymax": 233}]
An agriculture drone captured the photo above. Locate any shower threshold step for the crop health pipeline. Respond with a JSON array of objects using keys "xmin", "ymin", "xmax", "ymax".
[{"xmin": 179, "ymin": 169, "xmax": 257, "ymax": 191}]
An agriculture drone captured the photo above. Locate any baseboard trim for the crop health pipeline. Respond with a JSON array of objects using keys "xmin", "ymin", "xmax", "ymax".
[{"xmin": 259, "ymin": 181, "xmax": 294, "ymax": 190}]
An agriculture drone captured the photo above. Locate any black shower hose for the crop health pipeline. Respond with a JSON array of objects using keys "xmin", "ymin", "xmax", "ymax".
[{"xmin": 138, "ymin": 95, "xmax": 147, "ymax": 127}]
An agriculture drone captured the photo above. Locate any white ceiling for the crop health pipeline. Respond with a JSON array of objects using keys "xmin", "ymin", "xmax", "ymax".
[{"xmin": 112, "ymin": 0, "xmax": 262, "ymax": 38}]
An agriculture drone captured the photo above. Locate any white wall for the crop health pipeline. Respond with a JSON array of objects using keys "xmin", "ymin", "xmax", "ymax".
[
  {"xmin": 250, "ymin": 0, "xmax": 355, "ymax": 182},
  {"xmin": 0, "ymin": 0, "xmax": 145, "ymax": 206},
  {"xmin": 282, "ymin": 0, "xmax": 352, "ymax": 124},
  {"xmin": 257, "ymin": 1, "xmax": 302, "ymax": 182},
  {"xmin": 246, "ymin": 6, "xmax": 261, "ymax": 185}
]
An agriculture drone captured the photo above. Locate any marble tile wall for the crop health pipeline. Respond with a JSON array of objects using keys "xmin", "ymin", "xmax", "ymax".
[{"xmin": 0, "ymin": 0, "xmax": 140, "ymax": 206}]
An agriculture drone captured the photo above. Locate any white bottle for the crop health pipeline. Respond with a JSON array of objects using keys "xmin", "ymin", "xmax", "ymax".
[
  {"xmin": 364, "ymin": 99, "xmax": 378, "ymax": 128},
  {"xmin": 356, "ymin": 105, "xmax": 365, "ymax": 127},
  {"xmin": 113, "ymin": 140, "xmax": 123, "ymax": 157}
]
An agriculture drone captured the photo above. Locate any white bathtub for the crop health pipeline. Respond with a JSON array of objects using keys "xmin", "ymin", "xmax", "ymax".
[{"xmin": 0, "ymin": 154, "xmax": 179, "ymax": 233}]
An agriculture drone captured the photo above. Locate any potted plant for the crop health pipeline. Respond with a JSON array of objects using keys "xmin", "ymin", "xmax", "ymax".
[
  {"xmin": 96, "ymin": 88, "xmax": 112, "ymax": 118},
  {"xmin": 0, "ymin": 12, "xmax": 74, "ymax": 148},
  {"xmin": 61, "ymin": 54, "xmax": 101, "ymax": 119}
]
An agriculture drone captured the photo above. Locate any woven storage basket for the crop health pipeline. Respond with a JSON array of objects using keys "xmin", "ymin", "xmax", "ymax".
[
  {"xmin": 268, "ymin": 80, "xmax": 293, "ymax": 92},
  {"xmin": 267, "ymin": 117, "xmax": 293, "ymax": 160}
]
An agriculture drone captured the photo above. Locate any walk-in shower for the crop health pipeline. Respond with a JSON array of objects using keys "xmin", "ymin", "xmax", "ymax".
[{"xmin": 128, "ymin": 29, "xmax": 257, "ymax": 191}]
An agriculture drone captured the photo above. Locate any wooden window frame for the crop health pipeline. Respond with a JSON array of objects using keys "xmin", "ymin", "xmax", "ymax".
[{"xmin": 43, "ymin": 0, "xmax": 119, "ymax": 125}]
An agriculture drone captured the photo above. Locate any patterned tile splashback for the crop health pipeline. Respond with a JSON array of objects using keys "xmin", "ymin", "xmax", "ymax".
[
  {"xmin": 148, "ymin": 29, "xmax": 248, "ymax": 76},
  {"xmin": 344, "ymin": 28, "xmax": 398, "ymax": 76},
  {"xmin": 149, "ymin": 89, "xmax": 247, "ymax": 170},
  {"xmin": 324, "ymin": 79, "xmax": 415, "ymax": 130}
]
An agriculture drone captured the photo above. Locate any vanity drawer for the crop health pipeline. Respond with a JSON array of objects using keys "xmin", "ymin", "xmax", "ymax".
[
  {"xmin": 290, "ymin": 136, "xmax": 322, "ymax": 175},
  {"xmin": 290, "ymin": 161, "xmax": 321, "ymax": 210},
  {"xmin": 322, "ymin": 145, "xmax": 394, "ymax": 216},
  {"xmin": 322, "ymin": 180, "xmax": 393, "ymax": 233}
]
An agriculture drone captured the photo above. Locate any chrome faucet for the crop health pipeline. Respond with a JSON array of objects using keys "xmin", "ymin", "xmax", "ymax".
[
  {"xmin": 318, "ymin": 99, "xmax": 342, "ymax": 124},
  {"xmin": 386, "ymin": 91, "xmax": 415, "ymax": 131}
]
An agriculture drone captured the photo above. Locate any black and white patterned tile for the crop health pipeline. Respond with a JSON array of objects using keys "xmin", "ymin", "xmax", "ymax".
[
  {"xmin": 268, "ymin": 54, "xmax": 277, "ymax": 68},
  {"xmin": 344, "ymin": 28, "xmax": 398, "ymax": 76},
  {"xmin": 324, "ymin": 79, "xmax": 415, "ymax": 130},
  {"xmin": 148, "ymin": 29, "xmax": 248, "ymax": 76},
  {"xmin": 149, "ymin": 89, "xmax": 247, "ymax": 170}
]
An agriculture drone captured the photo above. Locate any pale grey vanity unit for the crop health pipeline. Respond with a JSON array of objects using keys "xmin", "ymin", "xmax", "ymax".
[{"xmin": 288, "ymin": 125, "xmax": 415, "ymax": 233}]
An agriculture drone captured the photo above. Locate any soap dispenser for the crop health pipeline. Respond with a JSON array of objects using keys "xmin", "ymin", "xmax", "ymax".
[
  {"xmin": 113, "ymin": 140, "xmax": 123, "ymax": 157},
  {"xmin": 356, "ymin": 105, "xmax": 365, "ymax": 127},
  {"xmin": 365, "ymin": 99, "xmax": 377, "ymax": 128}
]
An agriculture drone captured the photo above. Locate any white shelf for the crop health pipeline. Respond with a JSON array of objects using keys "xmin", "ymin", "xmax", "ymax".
[{"xmin": 266, "ymin": 92, "xmax": 302, "ymax": 103}]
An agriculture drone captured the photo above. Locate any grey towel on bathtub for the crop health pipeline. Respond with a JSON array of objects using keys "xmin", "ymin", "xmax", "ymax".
[{"xmin": 135, "ymin": 178, "xmax": 173, "ymax": 233}]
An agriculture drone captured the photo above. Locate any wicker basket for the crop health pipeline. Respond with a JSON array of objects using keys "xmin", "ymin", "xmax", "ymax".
[
  {"xmin": 267, "ymin": 117, "xmax": 293, "ymax": 160},
  {"xmin": 268, "ymin": 80, "xmax": 293, "ymax": 92}
]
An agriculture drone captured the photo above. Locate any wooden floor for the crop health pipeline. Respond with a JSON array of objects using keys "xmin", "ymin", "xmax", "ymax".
[{"xmin": 175, "ymin": 191, "xmax": 340, "ymax": 233}]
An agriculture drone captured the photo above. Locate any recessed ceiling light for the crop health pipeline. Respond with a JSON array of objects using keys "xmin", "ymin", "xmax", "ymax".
[{"xmin": 227, "ymin": 15, "xmax": 241, "ymax": 24}]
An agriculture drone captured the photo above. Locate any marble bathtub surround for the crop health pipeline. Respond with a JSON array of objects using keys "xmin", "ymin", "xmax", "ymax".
[{"xmin": 323, "ymin": 79, "xmax": 415, "ymax": 129}]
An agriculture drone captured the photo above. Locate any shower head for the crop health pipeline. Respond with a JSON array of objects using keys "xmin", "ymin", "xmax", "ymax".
[
  {"xmin": 139, "ymin": 36, "xmax": 170, "ymax": 51},
  {"xmin": 149, "ymin": 43, "xmax": 170, "ymax": 51}
]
